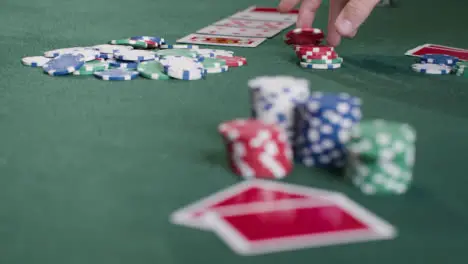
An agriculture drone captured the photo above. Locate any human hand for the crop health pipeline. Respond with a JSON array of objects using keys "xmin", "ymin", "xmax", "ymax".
[{"xmin": 278, "ymin": 0, "xmax": 380, "ymax": 46}]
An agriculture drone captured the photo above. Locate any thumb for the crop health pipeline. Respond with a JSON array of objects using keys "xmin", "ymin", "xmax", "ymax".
[{"xmin": 335, "ymin": 0, "xmax": 379, "ymax": 37}]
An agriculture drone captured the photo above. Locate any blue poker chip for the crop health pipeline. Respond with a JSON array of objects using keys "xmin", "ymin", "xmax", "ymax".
[
  {"xmin": 420, "ymin": 54, "xmax": 459, "ymax": 66},
  {"xmin": 107, "ymin": 59, "xmax": 139, "ymax": 69},
  {"xmin": 93, "ymin": 68, "xmax": 139, "ymax": 81},
  {"xmin": 42, "ymin": 54, "xmax": 85, "ymax": 76},
  {"xmin": 99, "ymin": 53, "xmax": 113, "ymax": 59}
]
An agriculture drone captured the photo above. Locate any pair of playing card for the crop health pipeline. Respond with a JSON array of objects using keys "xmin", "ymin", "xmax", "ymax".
[
  {"xmin": 405, "ymin": 43, "xmax": 468, "ymax": 61},
  {"xmin": 177, "ymin": 6, "xmax": 298, "ymax": 47},
  {"xmin": 170, "ymin": 180, "xmax": 397, "ymax": 256}
]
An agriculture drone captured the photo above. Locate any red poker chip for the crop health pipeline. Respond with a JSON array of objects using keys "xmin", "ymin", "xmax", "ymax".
[
  {"xmin": 295, "ymin": 44, "xmax": 334, "ymax": 53},
  {"xmin": 284, "ymin": 28, "xmax": 324, "ymax": 45},
  {"xmin": 301, "ymin": 54, "xmax": 339, "ymax": 60},
  {"xmin": 216, "ymin": 55, "xmax": 247, "ymax": 67},
  {"xmin": 296, "ymin": 50, "xmax": 337, "ymax": 57},
  {"xmin": 144, "ymin": 40, "xmax": 158, "ymax": 48},
  {"xmin": 218, "ymin": 119, "xmax": 285, "ymax": 143}
]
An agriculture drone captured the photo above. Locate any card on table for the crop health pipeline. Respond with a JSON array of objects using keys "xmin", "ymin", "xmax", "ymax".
[
  {"xmin": 169, "ymin": 179, "xmax": 340, "ymax": 230},
  {"xmin": 197, "ymin": 25, "xmax": 282, "ymax": 38},
  {"xmin": 213, "ymin": 18, "xmax": 292, "ymax": 31},
  {"xmin": 176, "ymin": 33, "xmax": 266, "ymax": 48},
  {"xmin": 405, "ymin": 43, "xmax": 468, "ymax": 61},
  {"xmin": 230, "ymin": 6, "xmax": 298, "ymax": 23},
  {"xmin": 204, "ymin": 196, "xmax": 397, "ymax": 255}
]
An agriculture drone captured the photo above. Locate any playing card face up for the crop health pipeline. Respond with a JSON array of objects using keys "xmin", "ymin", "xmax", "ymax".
[
  {"xmin": 405, "ymin": 44, "xmax": 468, "ymax": 60},
  {"xmin": 204, "ymin": 197, "xmax": 397, "ymax": 256},
  {"xmin": 213, "ymin": 18, "xmax": 292, "ymax": 31},
  {"xmin": 197, "ymin": 25, "xmax": 282, "ymax": 38},
  {"xmin": 176, "ymin": 33, "xmax": 266, "ymax": 47},
  {"xmin": 230, "ymin": 6, "xmax": 298, "ymax": 23},
  {"xmin": 169, "ymin": 180, "xmax": 339, "ymax": 230}
]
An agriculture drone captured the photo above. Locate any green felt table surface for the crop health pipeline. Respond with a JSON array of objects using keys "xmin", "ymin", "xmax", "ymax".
[{"xmin": 1, "ymin": 0, "xmax": 468, "ymax": 262}]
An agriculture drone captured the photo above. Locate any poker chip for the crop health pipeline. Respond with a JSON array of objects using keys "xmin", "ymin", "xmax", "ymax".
[
  {"xmin": 420, "ymin": 54, "xmax": 459, "ymax": 66},
  {"xmin": 201, "ymin": 57, "xmax": 227, "ymax": 69},
  {"xmin": 216, "ymin": 55, "xmax": 247, "ymax": 67},
  {"xmin": 94, "ymin": 68, "xmax": 139, "ymax": 81},
  {"xmin": 454, "ymin": 61, "xmax": 468, "ymax": 77},
  {"xmin": 42, "ymin": 54, "xmax": 85, "ymax": 76},
  {"xmin": 196, "ymin": 49, "xmax": 234, "ymax": 58},
  {"xmin": 114, "ymin": 50, "xmax": 156, "ymax": 62},
  {"xmin": 155, "ymin": 49, "xmax": 198, "ymax": 58},
  {"xmin": 248, "ymin": 76, "xmax": 310, "ymax": 143},
  {"xmin": 165, "ymin": 67, "xmax": 205, "ymax": 80},
  {"xmin": 130, "ymin": 36, "xmax": 165, "ymax": 45},
  {"xmin": 295, "ymin": 92, "xmax": 362, "ymax": 169},
  {"xmin": 43, "ymin": 47, "xmax": 88, "ymax": 58},
  {"xmin": 21, "ymin": 56, "xmax": 50, "ymax": 67},
  {"xmin": 71, "ymin": 49, "xmax": 100, "ymax": 62},
  {"xmin": 295, "ymin": 45, "xmax": 334, "ymax": 53},
  {"xmin": 159, "ymin": 55, "xmax": 202, "ymax": 69},
  {"xmin": 160, "ymin": 44, "xmax": 199, "ymax": 49},
  {"xmin": 300, "ymin": 54, "xmax": 339, "ymax": 60},
  {"xmin": 301, "ymin": 57, "xmax": 343, "ymax": 64},
  {"xmin": 297, "ymin": 50, "xmax": 337, "ymax": 57},
  {"xmin": 73, "ymin": 60, "xmax": 109, "ymax": 75},
  {"xmin": 107, "ymin": 59, "xmax": 140, "ymax": 69},
  {"xmin": 411, "ymin": 63, "xmax": 451, "ymax": 75},
  {"xmin": 93, "ymin": 44, "xmax": 133, "ymax": 54},
  {"xmin": 137, "ymin": 61, "xmax": 170, "ymax": 80},
  {"xmin": 218, "ymin": 118, "xmax": 293, "ymax": 179},
  {"xmin": 110, "ymin": 39, "xmax": 151, "ymax": 49},
  {"xmin": 345, "ymin": 119, "xmax": 416, "ymax": 195},
  {"xmin": 300, "ymin": 61, "xmax": 342, "ymax": 70},
  {"xmin": 204, "ymin": 65, "xmax": 228, "ymax": 74},
  {"xmin": 284, "ymin": 28, "xmax": 324, "ymax": 45},
  {"xmin": 99, "ymin": 53, "xmax": 113, "ymax": 59}
]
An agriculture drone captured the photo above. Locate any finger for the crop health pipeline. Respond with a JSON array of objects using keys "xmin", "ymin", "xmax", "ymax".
[
  {"xmin": 326, "ymin": 0, "xmax": 348, "ymax": 46},
  {"xmin": 335, "ymin": 0, "xmax": 379, "ymax": 37},
  {"xmin": 296, "ymin": 0, "xmax": 323, "ymax": 28},
  {"xmin": 278, "ymin": 0, "xmax": 301, "ymax": 13}
]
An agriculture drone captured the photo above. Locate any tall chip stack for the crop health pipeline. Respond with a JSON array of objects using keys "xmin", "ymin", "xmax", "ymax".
[
  {"xmin": 247, "ymin": 76, "xmax": 310, "ymax": 143},
  {"xmin": 218, "ymin": 119, "xmax": 293, "ymax": 179},
  {"xmin": 294, "ymin": 92, "xmax": 362, "ymax": 169},
  {"xmin": 345, "ymin": 120, "xmax": 416, "ymax": 195}
]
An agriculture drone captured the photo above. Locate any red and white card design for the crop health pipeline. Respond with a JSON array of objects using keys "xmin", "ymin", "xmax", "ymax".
[
  {"xmin": 230, "ymin": 6, "xmax": 299, "ymax": 23},
  {"xmin": 405, "ymin": 43, "xmax": 468, "ymax": 61},
  {"xmin": 204, "ymin": 196, "xmax": 397, "ymax": 255},
  {"xmin": 176, "ymin": 33, "xmax": 266, "ymax": 48},
  {"xmin": 213, "ymin": 18, "xmax": 292, "ymax": 31},
  {"xmin": 170, "ymin": 180, "xmax": 339, "ymax": 230},
  {"xmin": 197, "ymin": 25, "xmax": 282, "ymax": 38}
]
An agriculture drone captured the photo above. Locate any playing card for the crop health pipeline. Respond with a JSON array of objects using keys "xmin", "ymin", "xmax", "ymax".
[
  {"xmin": 169, "ymin": 180, "xmax": 340, "ymax": 230},
  {"xmin": 213, "ymin": 18, "xmax": 292, "ymax": 31},
  {"xmin": 230, "ymin": 6, "xmax": 298, "ymax": 23},
  {"xmin": 176, "ymin": 33, "xmax": 266, "ymax": 48},
  {"xmin": 405, "ymin": 43, "xmax": 468, "ymax": 61},
  {"xmin": 197, "ymin": 25, "xmax": 282, "ymax": 38},
  {"xmin": 204, "ymin": 196, "xmax": 397, "ymax": 255}
]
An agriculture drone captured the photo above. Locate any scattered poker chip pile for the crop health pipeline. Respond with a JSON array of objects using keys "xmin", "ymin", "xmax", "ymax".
[
  {"xmin": 411, "ymin": 54, "xmax": 466, "ymax": 76},
  {"xmin": 20, "ymin": 36, "xmax": 247, "ymax": 81},
  {"xmin": 218, "ymin": 76, "xmax": 417, "ymax": 195},
  {"xmin": 284, "ymin": 28, "xmax": 343, "ymax": 70}
]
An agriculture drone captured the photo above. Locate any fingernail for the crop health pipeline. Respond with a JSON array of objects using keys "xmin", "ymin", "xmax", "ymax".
[{"xmin": 337, "ymin": 19, "xmax": 354, "ymax": 35}]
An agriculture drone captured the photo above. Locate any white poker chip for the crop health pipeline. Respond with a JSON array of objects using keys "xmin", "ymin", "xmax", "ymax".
[
  {"xmin": 204, "ymin": 65, "xmax": 229, "ymax": 74},
  {"xmin": 70, "ymin": 49, "xmax": 100, "ymax": 62},
  {"xmin": 21, "ymin": 56, "xmax": 50, "ymax": 67},
  {"xmin": 159, "ymin": 55, "xmax": 203, "ymax": 70},
  {"xmin": 196, "ymin": 49, "xmax": 234, "ymax": 57},
  {"xmin": 411, "ymin": 63, "xmax": 451, "ymax": 75},
  {"xmin": 113, "ymin": 49, "xmax": 156, "ymax": 62},
  {"xmin": 44, "ymin": 47, "xmax": 89, "ymax": 58},
  {"xmin": 92, "ymin": 44, "xmax": 133, "ymax": 54},
  {"xmin": 300, "ymin": 61, "xmax": 342, "ymax": 70}
]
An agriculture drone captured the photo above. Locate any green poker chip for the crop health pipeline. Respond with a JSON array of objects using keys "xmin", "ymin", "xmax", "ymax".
[
  {"xmin": 110, "ymin": 39, "xmax": 151, "ymax": 49},
  {"xmin": 73, "ymin": 60, "xmax": 109, "ymax": 75},
  {"xmin": 201, "ymin": 57, "xmax": 226, "ymax": 69},
  {"xmin": 137, "ymin": 61, "xmax": 170, "ymax": 80},
  {"xmin": 301, "ymin": 57, "xmax": 344, "ymax": 64}
]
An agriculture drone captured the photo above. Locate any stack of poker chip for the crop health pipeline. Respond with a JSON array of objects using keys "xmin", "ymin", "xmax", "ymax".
[
  {"xmin": 284, "ymin": 28, "xmax": 343, "ymax": 70},
  {"xmin": 218, "ymin": 119, "xmax": 293, "ymax": 179},
  {"xmin": 294, "ymin": 92, "xmax": 362, "ymax": 169},
  {"xmin": 345, "ymin": 120, "xmax": 416, "ymax": 195},
  {"xmin": 247, "ymin": 76, "xmax": 310, "ymax": 144},
  {"xmin": 411, "ymin": 54, "xmax": 459, "ymax": 75},
  {"xmin": 20, "ymin": 36, "xmax": 247, "ymax": 81}
]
